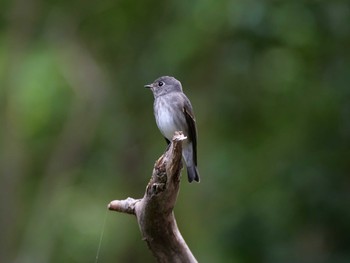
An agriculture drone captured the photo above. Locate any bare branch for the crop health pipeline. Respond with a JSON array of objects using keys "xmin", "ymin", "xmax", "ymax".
[
  {"xmin": 108, "ymin": 198, "xmax": 140, "ymax": 215},
  {"xmin": 109, "ymin": 132, "xmax": 197, "ymax": 263}
]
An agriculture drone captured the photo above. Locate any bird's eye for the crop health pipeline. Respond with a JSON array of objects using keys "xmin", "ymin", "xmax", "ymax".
[{"xmin": 158, "ymin": 81, "xmax": 164, "ymax": 87}]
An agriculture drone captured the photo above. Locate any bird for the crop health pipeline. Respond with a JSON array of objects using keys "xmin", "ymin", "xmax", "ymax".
[{"xmin": 145, "ymin": 76, "xmax": 200, "ymax": 183}]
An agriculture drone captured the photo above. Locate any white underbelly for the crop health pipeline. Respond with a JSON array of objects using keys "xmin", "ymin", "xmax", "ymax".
[{"xmin": 156, "ymin": 109, "xmax": 178, "ymax": 140}]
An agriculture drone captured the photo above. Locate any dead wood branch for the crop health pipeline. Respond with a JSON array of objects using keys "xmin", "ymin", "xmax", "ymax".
[{"xmin": 109, "ymin": 132, "xmax": 197, "ymax": 263}]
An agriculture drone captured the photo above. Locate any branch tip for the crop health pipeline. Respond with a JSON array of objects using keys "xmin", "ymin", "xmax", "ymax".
[
  {"xmin": 108, "ymin": 198, "xmax": 139, "ymax": 215},
  {"xmin": 172, "ymin": 131, "xmax": 187, "ymax": 142}
]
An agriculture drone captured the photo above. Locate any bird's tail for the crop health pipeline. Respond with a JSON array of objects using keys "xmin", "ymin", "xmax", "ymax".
[{"xmin": 187, "ymin": 165, "xmax": 200, "ymax": 183}]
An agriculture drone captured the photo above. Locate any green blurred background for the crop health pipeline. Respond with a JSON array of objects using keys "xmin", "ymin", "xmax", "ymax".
[{"xmin": 1, "ymin": 0, "xmax": 349, "ymax": 262}]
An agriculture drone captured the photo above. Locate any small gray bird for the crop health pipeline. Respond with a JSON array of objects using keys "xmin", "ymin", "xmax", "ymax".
[{"xmin": 145, "ymin": 76, "xmax": 200, "ymax": 183}]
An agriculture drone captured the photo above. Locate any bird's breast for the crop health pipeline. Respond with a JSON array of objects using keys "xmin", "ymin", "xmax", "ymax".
[{"xmin": 154, "ymin": 98, "xmax": 187, "ymax": 140}]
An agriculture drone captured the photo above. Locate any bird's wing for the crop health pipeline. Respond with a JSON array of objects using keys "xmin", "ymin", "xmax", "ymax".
[{"xmin": 183, "ymin": 100, "xmax": 197, "ymax": 166}]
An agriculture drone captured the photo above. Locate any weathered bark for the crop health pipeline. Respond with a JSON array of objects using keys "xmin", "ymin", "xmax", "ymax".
[{"xmin": 108, "ymin": 132, "xmax": 197, "ymax": 263}]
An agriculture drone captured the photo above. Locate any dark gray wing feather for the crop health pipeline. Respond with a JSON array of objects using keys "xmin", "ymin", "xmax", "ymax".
[{"xmin": 183, "ymin": 102, "xmax": 197, "ymax": 166}]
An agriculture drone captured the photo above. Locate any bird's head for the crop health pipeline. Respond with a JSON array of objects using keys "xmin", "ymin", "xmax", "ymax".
[{"xmin": 144, "ymin": 76, "xmax": 183, "ymax": 98}]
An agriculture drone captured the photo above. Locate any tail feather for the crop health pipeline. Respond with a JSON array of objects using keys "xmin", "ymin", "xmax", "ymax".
[
  {"xmin": 182, "ymin": 143, "xmax": 200, "ymax": 183},
  {"xmin": 187, "ymin": 166, "xmax": 200, "ymax": 183}
]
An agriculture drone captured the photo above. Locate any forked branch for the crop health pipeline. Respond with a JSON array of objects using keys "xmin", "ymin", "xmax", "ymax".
[{"xmin": 108, "ymin": 132, "xmax": 197, "ymax": 263}]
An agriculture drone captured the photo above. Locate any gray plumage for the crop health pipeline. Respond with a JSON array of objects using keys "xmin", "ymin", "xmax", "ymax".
[{"xmin": 145, "ymin": 76, "xmax": 200, "ymax": 183}]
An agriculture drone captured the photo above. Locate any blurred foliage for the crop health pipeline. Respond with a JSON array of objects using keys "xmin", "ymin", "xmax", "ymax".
[{"xmin": 0, "ymin": 0, "xmax": 349, "ymax": 262}]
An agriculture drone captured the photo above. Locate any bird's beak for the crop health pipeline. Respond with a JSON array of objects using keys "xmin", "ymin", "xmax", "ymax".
[{"xmin": 144, "ymin": 83, "xmax": 153, "ymax": 89}]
